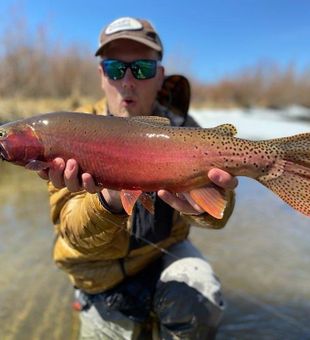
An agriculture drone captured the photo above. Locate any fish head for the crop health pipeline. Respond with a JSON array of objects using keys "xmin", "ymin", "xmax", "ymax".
[{"xmin": 0, "ymin": 122, "xmax": 44, "ymax": 166}]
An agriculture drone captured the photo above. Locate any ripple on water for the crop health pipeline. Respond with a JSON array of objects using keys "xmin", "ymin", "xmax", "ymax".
[
  {"xmin": 0, "ymin": 163, "xmax": 79, "ymax": 339},
  {"xmin": 191, "ymin": 177, "xmax": 310, "ymax": 338},
  {"xmin": 1, "ymin": 164, "xmax": 310, "ymax": 339}
]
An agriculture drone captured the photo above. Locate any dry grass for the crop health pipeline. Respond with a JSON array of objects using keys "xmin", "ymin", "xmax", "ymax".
[
  {"xmin": 0, "ymin": 10, "xmax": 101, "ymax": 101},
  {"xmin": 190, "ymin": 62, "xmax": 310, "ymax": 109},
  {"xmin": 0, "ymin": 97, "xmax": 95, "ymax": 122},
  {"xmin": 0, "ymin": 8, "xmax": 309, "ymax": 122}
]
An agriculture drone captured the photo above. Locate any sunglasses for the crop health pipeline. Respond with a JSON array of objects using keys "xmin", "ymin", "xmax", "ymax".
[{"xmin": 101, "ymin": 59, "xmax": 159, "ymax": 80}]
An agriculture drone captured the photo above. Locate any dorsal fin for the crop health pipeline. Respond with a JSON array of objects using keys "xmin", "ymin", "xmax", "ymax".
[
  {"xmin": 131, "ymin": 116, "xmax": 171, "ymax": 126},
  {"xmin": 210, "ymin": 124, "xmax": 237, "ymax": 136}
]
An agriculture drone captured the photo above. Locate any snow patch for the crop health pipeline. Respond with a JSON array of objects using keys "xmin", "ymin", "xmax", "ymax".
[{"xmin": 190, "ymin": 107, "xmax": 310, "ymax": 139}]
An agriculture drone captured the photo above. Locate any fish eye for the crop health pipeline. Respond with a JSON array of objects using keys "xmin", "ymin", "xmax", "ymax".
[{"xmin": 0, "ymin": 129, "xmax": 7, "ymax": 138}]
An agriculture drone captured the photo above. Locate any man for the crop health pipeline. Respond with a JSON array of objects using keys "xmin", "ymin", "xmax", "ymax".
[{"xmin": 40, "ymin": 17, "xmax": 237, "ymax": 339}]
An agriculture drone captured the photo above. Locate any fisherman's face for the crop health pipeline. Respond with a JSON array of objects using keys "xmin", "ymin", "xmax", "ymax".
[{"xmin": 99, "ymin": 39, "xmax": 164, "ymax": 117}]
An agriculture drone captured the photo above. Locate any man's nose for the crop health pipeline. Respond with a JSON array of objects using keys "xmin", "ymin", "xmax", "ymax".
[{"xmin": 121, "ymin": 68, "xmax": 136, "ymax": 88}]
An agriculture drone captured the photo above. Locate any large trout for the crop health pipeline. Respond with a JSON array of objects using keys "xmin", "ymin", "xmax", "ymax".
[{"xmin": 0, "ymin": 112, "xmax": 309, "ymax": 218}]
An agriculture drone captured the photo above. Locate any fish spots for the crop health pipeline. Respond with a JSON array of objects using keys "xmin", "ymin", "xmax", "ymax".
[{"xmin": 3, "ymin": 112, "xmax": 310, "ymax": 216}]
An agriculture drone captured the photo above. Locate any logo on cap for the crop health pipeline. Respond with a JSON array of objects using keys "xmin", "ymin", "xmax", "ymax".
[{"xmin": 105, "ymin": 17, "xmax": 143, "ymax": 35}]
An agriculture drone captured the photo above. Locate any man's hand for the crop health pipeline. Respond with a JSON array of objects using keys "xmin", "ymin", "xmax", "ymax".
[
  {"xmin": 38, "ymin": 158, "xmax": 100, "ymax": 192},
  {"xmin": 158, "ymin": 168, "xmax": 238, "ymax": 215},
  {"xmin": 38, "ymin": 158, "xmax": 123, "ymax": 212}
]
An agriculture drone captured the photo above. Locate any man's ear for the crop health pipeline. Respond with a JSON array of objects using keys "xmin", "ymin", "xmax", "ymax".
[
  {"xmin": 98, "ymin": 65, "xmax": 105, "ymax": 88},
  {"xmin": 98, "ymin": 65, "xmax": 103, "ymax": 76},
  {"xmin": 157, "ymin": 66, "xmax": 165, "ymax": 91}
]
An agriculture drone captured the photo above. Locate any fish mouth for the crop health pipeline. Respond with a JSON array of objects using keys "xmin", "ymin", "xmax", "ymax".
[{"xmin": 0, "ymin": 143, "xmax": 8, "ymax": 161}]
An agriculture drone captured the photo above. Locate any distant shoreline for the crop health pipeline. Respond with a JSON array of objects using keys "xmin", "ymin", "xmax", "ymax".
[{"xmin": 1, "ymin": 100, "xmax": 310, "ymax": 136}]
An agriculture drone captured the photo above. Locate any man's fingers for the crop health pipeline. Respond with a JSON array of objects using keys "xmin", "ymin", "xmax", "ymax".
[
  {"xmin": 39, "ymin": 158, "xmax": 101, "ymax": 193},
  {"xmin": 208, "ymin": 168, "xmax": 238, "ymax": 190},
  {"xmin": 82, "ymin": 173, "xmax": 101, "ymax": 194},
  {"xmin": 49, "ymin": 158, "xmax": 66, "ymax": 188},
  {"xmin": 64, "ymin": 159, "xmax": 82, "ymax": 192},
  {"xmin": 158, "ymin": 190, "xmax": 203, "ymax": 215}
]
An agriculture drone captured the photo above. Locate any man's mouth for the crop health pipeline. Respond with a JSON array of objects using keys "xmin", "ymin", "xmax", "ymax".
[{"xmin": 123, "ymin": 99, "xmax": 135, "ymax": 105}]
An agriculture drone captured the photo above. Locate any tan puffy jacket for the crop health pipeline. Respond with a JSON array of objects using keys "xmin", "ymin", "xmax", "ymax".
[{"xmin": 51, "ymin": 99, "xmax": 235, "ymax": 293}]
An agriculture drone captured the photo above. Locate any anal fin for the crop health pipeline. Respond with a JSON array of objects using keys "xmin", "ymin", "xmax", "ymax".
[
  {"xmin": 140, "ymin": 192, "xmax": 155, "ymax": 214},
  {"xmin": 189, "ymin": 184, "xmax": 229, "ymax": 219},
  {"xmin": 25, "ymin": 160, "xmax": 51, "ymax": 171}
]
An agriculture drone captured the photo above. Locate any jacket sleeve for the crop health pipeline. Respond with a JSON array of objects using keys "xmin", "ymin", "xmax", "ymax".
[{"xmin": 48, "ymin": 182, "xmax": 130, "ymax": 258}]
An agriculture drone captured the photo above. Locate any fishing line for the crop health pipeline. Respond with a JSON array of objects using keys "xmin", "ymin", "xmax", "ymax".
[
  {"xmin": 104, "ymin": 212, "xmax": 181, "ymax": 261},
  {"xmin": 125, "ymin": 230, "xmax": 181, "ymax": 260}
]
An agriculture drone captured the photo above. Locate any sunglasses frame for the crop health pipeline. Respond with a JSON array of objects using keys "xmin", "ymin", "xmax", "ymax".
[{"xmin": 101, "ymin": 59, "xmax": 159, "ymax": 80}]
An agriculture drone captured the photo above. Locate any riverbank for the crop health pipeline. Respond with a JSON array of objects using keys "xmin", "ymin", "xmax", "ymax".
[
  {"xmin": 1, "ymin": 97, "xmax": 309, "ymax": 124},
  {"xmin": 0, "ymin": 97, "xmax": 95, "ymax": 123}
]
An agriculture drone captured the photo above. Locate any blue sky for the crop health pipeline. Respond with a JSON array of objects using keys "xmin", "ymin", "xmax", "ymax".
[{"xmin": 0, "ymin": 0, "xmax": 309, "ymax": 82}]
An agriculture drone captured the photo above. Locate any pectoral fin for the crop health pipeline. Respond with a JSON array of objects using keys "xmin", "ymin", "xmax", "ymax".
[
  {"xmin": 120, "ymin": 190, "xmax": 155, "ymax": 215},
  {"xmin": 25, "ymin": 160, "xmax": 51, "ymax": 171},
  {"xmin": 189, "ymin": 184, "xmax": 229, "ymax": 219}
]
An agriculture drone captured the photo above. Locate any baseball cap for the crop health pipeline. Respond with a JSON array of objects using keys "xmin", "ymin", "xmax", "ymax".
[{"xmin": 95, "ymin": 17, "xmax": 163, "ymax": 59}]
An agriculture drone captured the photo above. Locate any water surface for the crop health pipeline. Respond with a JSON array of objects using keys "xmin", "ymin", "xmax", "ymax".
[
  {"xmin": 0, "ymin": 162, "xmax": 309, "ymax": 339},
  {"xmin": 191, "ymin": 178, "xmax": 310, "ymax": 339},
  {"xmin": 0, "ymin": 163, "xmax": 79, "ymax": 339}
]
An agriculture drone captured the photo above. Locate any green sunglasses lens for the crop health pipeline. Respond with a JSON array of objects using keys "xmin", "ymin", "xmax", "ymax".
[
  {"xmin": 131, "ymin": 60, "xmax": 157, "ymax": 79},
  {"xmin": 102, "ymin": 59, "xmax": 157, "ymax": 80},
  {"xmin": 103, "ymin": 60, "xmax": 126, "ymax": 80}
]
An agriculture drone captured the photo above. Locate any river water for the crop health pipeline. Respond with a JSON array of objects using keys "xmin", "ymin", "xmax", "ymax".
[
  {"xmin": 0, "ymin": 109, "xmax": 309, "ymax": 339},
  {"xmin": 0, "ymin": 163, "xmax": 79, "ymax": 339},
  {"xmin": 190, "ymin": 177, "xmax": 310, "ymax": 339}
]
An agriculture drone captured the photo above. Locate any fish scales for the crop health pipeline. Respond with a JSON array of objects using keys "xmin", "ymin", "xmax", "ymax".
[
  {"xmin": 0, "ymin": 112, "xmax": 309, "ymax": 218},
  {"xmin": 36, "ymin": 115, "xmax": 267, "ymax": 190},
  {"xmin": 32, "ymin": 114, "xmax": 207, "ymax": 191}
]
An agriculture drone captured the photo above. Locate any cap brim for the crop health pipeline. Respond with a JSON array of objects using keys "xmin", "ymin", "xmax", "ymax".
[{"xmin": 95, "ymin": 34, "xmax": 162, "ymax": 56}]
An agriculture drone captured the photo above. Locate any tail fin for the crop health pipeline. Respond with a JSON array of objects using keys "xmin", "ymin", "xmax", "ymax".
[{"xmin": 257, "ymin": 133, "xmax": 310, "ymax": 217}]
